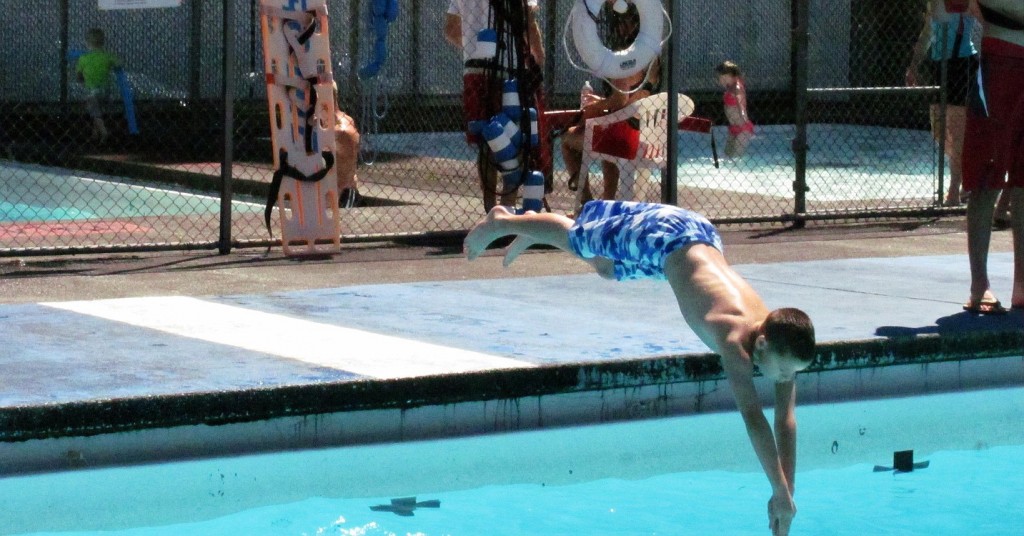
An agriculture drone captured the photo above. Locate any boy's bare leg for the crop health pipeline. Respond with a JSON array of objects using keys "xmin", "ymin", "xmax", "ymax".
[
  {"xmin": 465, "ymin": 206, "xmax": 576, "ymax": 262},
  {"xmin": 92, "ymin": 118, "xmax": 108, "ymax": 143}
]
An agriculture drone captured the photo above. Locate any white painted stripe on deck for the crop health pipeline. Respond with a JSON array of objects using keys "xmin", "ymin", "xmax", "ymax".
[{"xmin": 43, "ymin": 296, "xmax": 533, "ymax": 379}]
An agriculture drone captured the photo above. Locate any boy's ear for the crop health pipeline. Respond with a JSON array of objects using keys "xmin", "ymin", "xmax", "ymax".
[{"xmin": 754, "ymin": 334, "xmax": 769, "ymax": 352}]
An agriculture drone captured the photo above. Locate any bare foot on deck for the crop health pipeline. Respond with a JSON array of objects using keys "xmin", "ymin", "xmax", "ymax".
[{"xmin": 465, "ymin": 206, "xmax": 513, "ymax": 261}]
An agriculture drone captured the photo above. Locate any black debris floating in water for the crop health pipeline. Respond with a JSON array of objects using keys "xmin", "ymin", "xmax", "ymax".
[
  {"xmin": 370, "ymin": 497, "xmax": 442, "ymax": 517},
  {"xmin": 872, "ymin": 449, "xmax": 930, "ymax": 473}
]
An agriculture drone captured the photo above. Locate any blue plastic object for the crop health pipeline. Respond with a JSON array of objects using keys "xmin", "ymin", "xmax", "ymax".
[
  {"xmin": 358, "ymin": 0, "xmax": 399, "ymax": 79},
  {"xmin": 114, "ymin": 68, "xmax": 139, "ymax": 135}
]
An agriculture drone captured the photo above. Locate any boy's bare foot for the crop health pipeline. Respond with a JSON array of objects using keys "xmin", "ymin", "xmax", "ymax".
[
  {"xmin": 465, "ymin": 206, "xmax": 513, "ymax": 261},
  {"xmin": 503, "ymin": 234, "xmax": 537, "ymax": 267}
]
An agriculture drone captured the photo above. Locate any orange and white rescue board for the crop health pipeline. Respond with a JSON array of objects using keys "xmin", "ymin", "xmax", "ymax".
[{"xmin": 260, "ymin": 0, "xmax": 341, "ymax": 256}]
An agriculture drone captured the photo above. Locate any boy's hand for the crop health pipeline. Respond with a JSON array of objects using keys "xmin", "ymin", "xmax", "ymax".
[{"xmin": 768, "ymin": 492, "xmax": 795, "ymax": 536}]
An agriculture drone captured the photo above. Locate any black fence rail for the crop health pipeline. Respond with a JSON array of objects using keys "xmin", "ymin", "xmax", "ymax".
[{"xmin": 0, "ymin": 0, "xmax": 965, "ymax": 255}]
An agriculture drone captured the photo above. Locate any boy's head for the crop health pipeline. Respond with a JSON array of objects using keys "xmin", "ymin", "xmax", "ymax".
[
  {"xmin": 86, "ymin": 28, "xmax": 105, "ymax": 49},
  {"xmin": 715, "ymin": 60, "xmax": 743, "ymax": 88},
  {"xmin": 753, "ymin": 308, "xmax": 816, "ymax": 382}
]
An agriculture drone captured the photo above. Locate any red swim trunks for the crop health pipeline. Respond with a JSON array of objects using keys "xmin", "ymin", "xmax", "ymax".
[
  {"xmin": 591, "ymin": 120, "xmax": 641, "ymax": 160},
  {"xmin": 728, "ymin": 121, "xmax": 755, "ymax": 137},
  {"xmin": 962, "ymin": 37, "xmax": 1024, "ymax": 192}
]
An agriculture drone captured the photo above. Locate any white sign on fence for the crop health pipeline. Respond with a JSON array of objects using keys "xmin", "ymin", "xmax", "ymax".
[{"xmin": 99, "ymin": 0, "xmax": 181, "ymax": 10}]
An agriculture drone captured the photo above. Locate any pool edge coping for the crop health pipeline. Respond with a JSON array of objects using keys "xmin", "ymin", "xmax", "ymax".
[{"xmin": 2, "ymin": 329, "xmax": 1021, "ymax": 444}]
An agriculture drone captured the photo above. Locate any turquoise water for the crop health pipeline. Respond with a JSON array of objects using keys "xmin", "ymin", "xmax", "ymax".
[
  {"xmin": 0, "ymin": 163, "xmax": 261, "ymax": 222},
  {"xmin": 16, "ymin": 445, "xmax": 1023, "ymax": 535},
  {"xmin": 0, "ymin": 202, "xmax": 94, "ymax": 221},
  {"xmin": 372, "ymin": 124, "xmax": 939, "ymax": 203},
  {"xmin": 4, "ymin": 386, "xmax": 1022, "ymax": 535}
]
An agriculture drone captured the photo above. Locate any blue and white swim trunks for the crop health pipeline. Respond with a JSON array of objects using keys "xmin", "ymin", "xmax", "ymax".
[{"xmin": 567, "ymin": 200, "xmax": 724, "ymax": 281}]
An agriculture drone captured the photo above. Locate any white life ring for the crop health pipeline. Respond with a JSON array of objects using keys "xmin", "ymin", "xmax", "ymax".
[{"xmin": 570, "ymin": 0, "xmax": 665, "ymax": 79}]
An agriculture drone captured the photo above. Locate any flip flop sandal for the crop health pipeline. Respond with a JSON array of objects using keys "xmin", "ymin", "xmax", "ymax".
[{"xmin": 963, "ymin": 300, "xmax": 1008, "ymax": 315}]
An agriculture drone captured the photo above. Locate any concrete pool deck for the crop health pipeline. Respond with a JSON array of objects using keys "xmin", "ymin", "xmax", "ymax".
[{"xmin": 0, "ymin": 218, "xmax": 1022, "ymax": 473}]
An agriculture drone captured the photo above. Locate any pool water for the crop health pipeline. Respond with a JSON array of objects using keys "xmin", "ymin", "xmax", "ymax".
[
  {"xmin": 14, "ymin": 445, "xmax": 1023, "ymax": 535},
  {"xmin": 4, "ymin": 387, "xmax": 1022, "ymax": 535},
  {"xmin": 0, "ymin": 163, "xmax": 261, "ymax": 223},
  {"xmin": 372, "ymin": 124, "xmax": 939, "ymax": 203},
  {"xmin": 0, "ymin": 201, "xmax": 93, "ymax": 222}
]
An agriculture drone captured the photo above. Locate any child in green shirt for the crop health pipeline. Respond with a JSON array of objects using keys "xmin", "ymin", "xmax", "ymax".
[{"xmin": 75, "ymin": 28, "xmax": 121, "ymax": 143}]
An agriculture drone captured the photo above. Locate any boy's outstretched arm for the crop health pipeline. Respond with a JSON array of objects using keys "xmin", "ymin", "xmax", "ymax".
[
  {"xmin": 774, "ymin": 379, "xmax": 798, "ymax": 495},
  {"xmin": 722, "ymin": 351, "xmax": 795, "ymax": 536}
]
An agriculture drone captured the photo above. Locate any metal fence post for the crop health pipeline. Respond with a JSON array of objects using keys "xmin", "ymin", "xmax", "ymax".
[
  {"xmin": 935, "ymin": 24, "xmax": 949, "ymax": 205},
  {"xmin": 59, "ymin": 0, "xmax": 70, "ymax": 112},
  {"xmin": 544, "ymin": 3, "xmax": 556, "ymax": 105},
  {"xmin": 348, "ymin": 0, "xmax": 361, "ymax": 109},
  {"xmin": 219, "ymin": 0, "xmax": 237, "ymax": 254},
  {"xmin": 662, "ymin": 0, "xmax": 679, "ymax": 205},
  {"xmin": 790, "ymin": 0, "xmax": 809, "ymax": 226}
]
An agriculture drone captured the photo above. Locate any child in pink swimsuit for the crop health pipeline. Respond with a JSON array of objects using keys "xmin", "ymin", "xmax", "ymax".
[{"xmin": 715, "ymin": 60, "xmax": 755, "ymax": 158}]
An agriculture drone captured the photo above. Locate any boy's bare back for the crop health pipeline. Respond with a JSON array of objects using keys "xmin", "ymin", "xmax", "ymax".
[{"xmin": 663, "ymin": 243, "xmax": 768, "ymax": 362}]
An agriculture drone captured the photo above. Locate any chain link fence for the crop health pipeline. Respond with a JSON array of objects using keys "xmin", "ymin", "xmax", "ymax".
[{"xmin": 0, "ymin": 0, "xmax": 960, "ymax": 256}]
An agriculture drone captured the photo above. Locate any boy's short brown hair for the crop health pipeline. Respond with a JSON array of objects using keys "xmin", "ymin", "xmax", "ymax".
[
  {"xmin": 763, "ymin": 308, "xmax": 816, "ymax": 364},
  {"xmin": 86, "ymin": 28, "xmax": 105, "ymax": 48}
]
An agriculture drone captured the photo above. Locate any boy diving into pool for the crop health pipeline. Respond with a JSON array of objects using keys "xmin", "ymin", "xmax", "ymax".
[{"xmin": 464, "ymin": 200, "xmax": 816, "ymax": 536}]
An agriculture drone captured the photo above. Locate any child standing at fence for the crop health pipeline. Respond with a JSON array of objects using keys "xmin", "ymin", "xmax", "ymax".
[
  {"xmin": 905, "ymin": 0, "xmax": 980, "ymax": 206},
  {"xmin": 715, "ymin": 60, "xmax": 754, "ymax": 158},
  {"xmin": 332, "ymin": 82, "xmax": 362, "ymax": 208},
  {"xmin": 75, "ymin": 28, "xmax": 121, "ymax": 144}
]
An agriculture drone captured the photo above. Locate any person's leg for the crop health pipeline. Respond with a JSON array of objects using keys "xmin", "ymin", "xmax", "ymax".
[
  {"xmin": 993, "ymin": 189, "xmax": 1012, "ymax": 228},
  {"xmin": 725, "ymin": 131, "xmax": 752, "ymax": 158},
  {"xmin": 734, "ymin": 130, "xmax": 753, "ymax": 158},
  {"xmin": 945, "ymin": 106, "xmax": 967, "ymax": 205},
  {"xmin": 476, "ymin": 144, "xmax": 499, "ymax": 212},
  {"xmin": 724, "ymin": 134, "xmax": 739, "ymax": 159},
  {"xmin": 498, "ymin": 172, "xmax": 519, "ymax": 208},
  {"xmin": 966, "ymin": 188, "xmax": 1002, "ymax": 307},
  {"xmin": 334, "ymin": 116, "xmax": 359, "ymax": 192},
  {"xmin": 600, "ymin": 161, "xmax": 620, "ymax": 200},
  {"xmin": 1010, "ymin": 187, "xmax": 1024, "ymax": 308},
  {"xmin": 465, "ymin": 206, "xmax": 575, "ymax": 261},
  {"xmin": 86, "ymin": 94, "xmax": 107, "ymax": 143},
  {"xmin": 334, "ymin": 115, "xmax": 361, "ymax": 207},
  {"xmin": 562, "ymin": 125, "xmax": 584, "ymax": 188}
]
